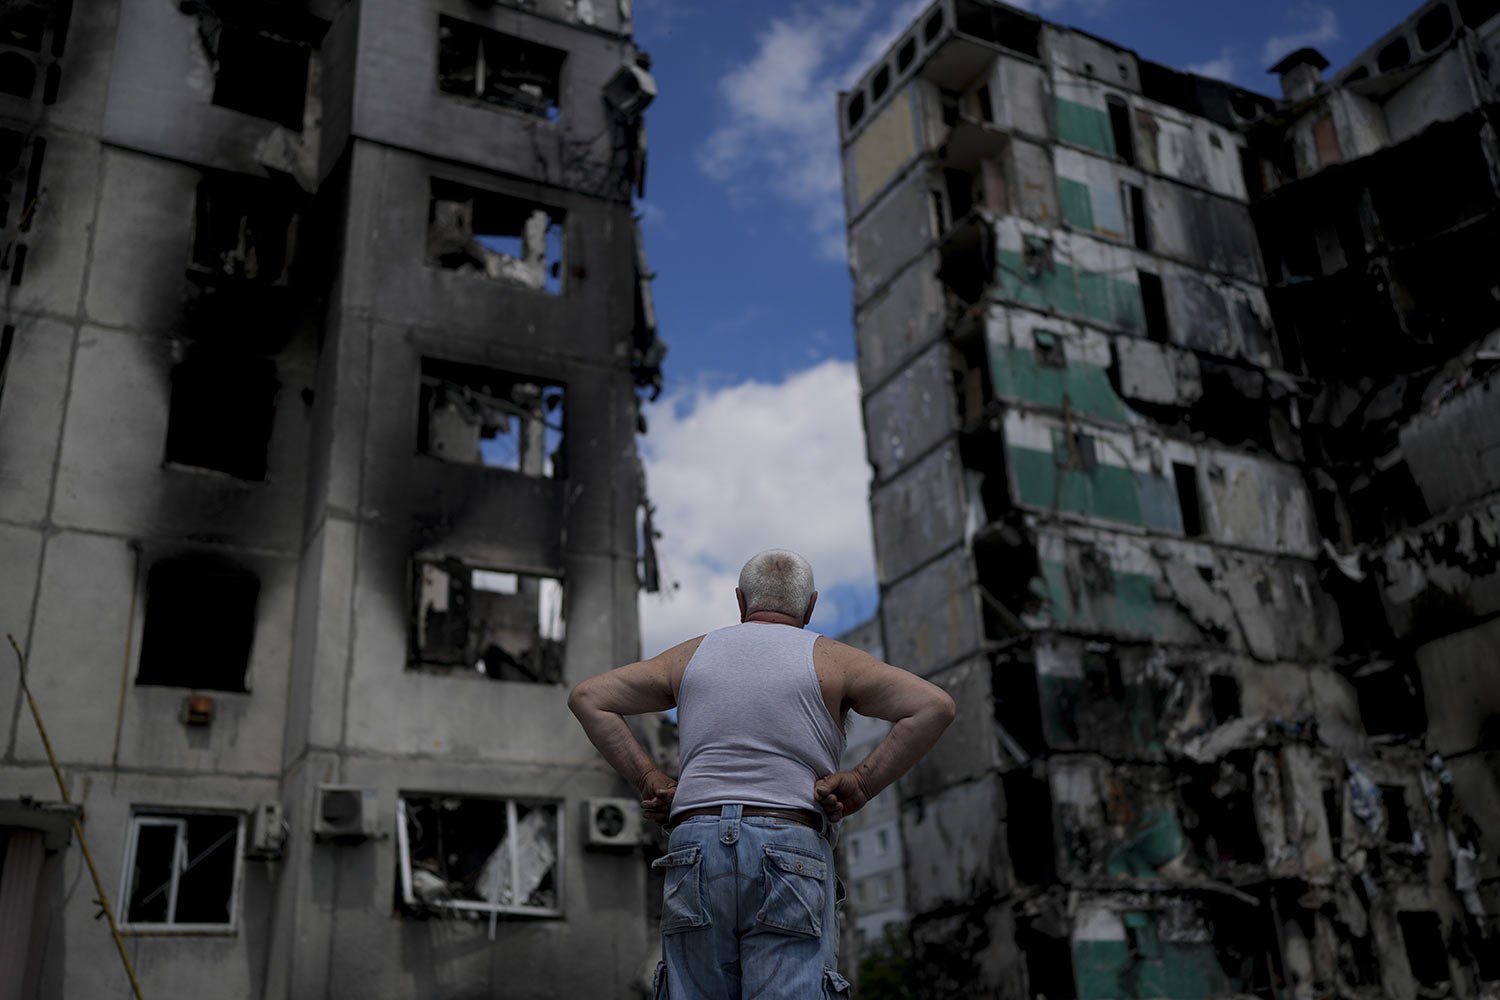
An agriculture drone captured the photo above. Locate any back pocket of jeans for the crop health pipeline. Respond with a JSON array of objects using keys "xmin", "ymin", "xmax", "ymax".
[
  {"xmin": 651, "ymin": 845, "xmax": 708, "ymax": 933},
  {"xmin": 754, "ymin": 845, "xmax": 827, "ymax": 937}
]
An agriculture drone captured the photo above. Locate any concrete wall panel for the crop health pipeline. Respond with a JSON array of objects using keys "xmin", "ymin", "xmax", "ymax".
[{"xmin": 864, "ymin": 339, "xmax": 958, "ymax": 481}]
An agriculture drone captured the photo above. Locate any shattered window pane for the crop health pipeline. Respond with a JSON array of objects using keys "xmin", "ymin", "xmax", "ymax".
[
  {"xmin": 397, "ymin": 796, "xmax": 562, "ymax": 918},
  {"xmin": 412, "ymin": 558, "xmax": 566, "ymax": 683},
  {"xmin": 428, "ymin": 179, "xmax": 565, "ymax": 294},
  {"xmin": 122, "ymin": 812, "xmax": 243, "ymax": 929},
  {"xmin": 418, "ymin": 357, "xmax": 566, "ymax": 476},
  {"xmin": 437, "ymin": 16, "xmax": 565, "ymax": 122},
  {"xmin": 181, "ymin": 1, "xmax": 312, "ymax": 130},
  {"xmin": 190, "ymin": 174, "xmax": 299, "ymax": 285}
]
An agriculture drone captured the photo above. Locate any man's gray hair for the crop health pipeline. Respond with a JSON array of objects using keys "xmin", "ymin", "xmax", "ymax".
[{"xmin": 738, "ymin": 549, "xmax": 816, "ymax": 618}]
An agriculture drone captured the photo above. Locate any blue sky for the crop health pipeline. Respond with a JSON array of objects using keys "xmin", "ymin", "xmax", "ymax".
[{"xmin": 628, "ymin": 0, "xmax": 1423, "ymax": 656}]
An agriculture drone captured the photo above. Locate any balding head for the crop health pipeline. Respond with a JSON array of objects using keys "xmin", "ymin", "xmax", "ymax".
[{"xmin": 737, "ymin": 549, "xmax": 816, "ymax": 622}]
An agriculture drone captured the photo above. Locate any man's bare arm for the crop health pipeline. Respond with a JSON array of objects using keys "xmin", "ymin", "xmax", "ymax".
[
  {"xmin": 814, "ymin": 641, "xmax": 956, "ymax": 820},
  {"xmin": 567, "ymin": 637, "xmax": 701, "ymax": 820}
]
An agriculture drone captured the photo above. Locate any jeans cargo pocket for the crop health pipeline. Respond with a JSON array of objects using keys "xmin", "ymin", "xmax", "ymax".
[
  {"xmin": 823, "ymin": 969, "xmax": 851, "ymax": 996},
  {"xmin": 754, "ymin": 845, "xmax": 827, "ymax": 937},
  {"xmin": 652, "ymin": 846, "xmax": 709, "ymax": 933}
]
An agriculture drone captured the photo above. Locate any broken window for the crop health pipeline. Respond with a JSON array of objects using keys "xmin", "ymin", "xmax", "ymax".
[
  {"xmin": 418, "ymin": 358, "xmax": 565, "ymax": 477},
  {"xmin": 1380, "ymin": 784, "xmax": 1414, "ymax": 843},
  {"xmin": 1106, "ymin": 95, "xmax": 1136, "ymax": 166},
  {"xmin": 1138, "ymin": 270, "xmax": 1170, "ymax": 343},
  {"xmin": 164, "ymin": 349, "xmax": 277, "ymax": 480},
  {"xmin": 427, "ymin": 178, "xmax": 564, "ymax": 294},
  {"xmin": 1181, "ymin": 756, "xmax": 1264, "ymax": 865},
  {"xmin": 411, "ymin": 558, "xmax": 565, "ymax": 683},
  {"xmin": 1053, "ymin": 427, "xmax": 1097, "ymax": 470},
  {"xmin": 1172, "ymin": 462, "xmax": 1203, "ymax": 536},
  {"xmin": 1208, "ymin": 673, "xmax": 1240, "ymax": 723},
  {"xmin": 437, "ymin": 15, "xmax": 565, "ymax": 122},
  {"xmin": 192, "ymin": 8, "xmax": 311, "ymax": 130},
  {"xmin": 121, "ymin": 811, "xmax": 243, "ymax": 930},
  {"xmin": 397, "ymin": 795, "xmax": 561, "ymax": 918},
  {"xmin": 1004, "ymin": 770, "xmax": 1057, "ymax": 883},
  {"xmin": 189, "ymin": 173, "xmax": 299, "ymax": 285},
  {"xmin": 1018, "ymin": 917, "xmax": 1077, "ymax": 1000},
  {"xmin": 953, "ymin": 0, "xmax": 1041, "ymax": 58},
  {"xmin": 1398, "ymin": 912, "xmax": 1450, "ymax": 988},
  {"xmin": 137, "ymin": 553, "xmax": 259, "ymax": 692},
  {"xmin": 1351, "ymin": 659, "xmax": 1427, "ymax": 738}
]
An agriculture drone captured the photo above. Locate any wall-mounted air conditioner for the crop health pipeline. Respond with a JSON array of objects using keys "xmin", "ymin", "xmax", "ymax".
[
  {"xmin": 583, "ymin": 798, "xmax": 641, "ymax": 849},
  {"xmin": 250, "ymin": 801, "xmax": 287, "ymax": 859},
  {"xmin": 313, "ymin": 785, "xmax": 379, "ymax": 841}
]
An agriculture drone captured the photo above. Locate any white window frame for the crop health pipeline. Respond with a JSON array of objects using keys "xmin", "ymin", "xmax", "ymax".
[
  {"xmin": 118, "ymin": 809, "xmax": 245, "ymax": 934},
  {"xmin": 397, "ymin": 796, "xmax": 564, "ymax": 919}
]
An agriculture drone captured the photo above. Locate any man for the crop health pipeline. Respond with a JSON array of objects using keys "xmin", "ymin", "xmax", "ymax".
[{"xmin": 568, "ymin": 549, "xmax": 956, "ymax": 1000}]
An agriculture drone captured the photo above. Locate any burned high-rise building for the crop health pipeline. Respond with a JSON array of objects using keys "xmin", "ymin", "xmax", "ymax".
[
  {"xmin": 0, "ymin": 1, "xmax": 663, "ymax": 996},
  {"xmin": 839, "ymin": 0, "xmax": 1500, "ymax": 997}
]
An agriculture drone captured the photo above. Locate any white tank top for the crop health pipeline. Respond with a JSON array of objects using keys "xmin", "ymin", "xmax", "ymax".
[{"xmin": 671, "ymin": 622, "xmax": 846, "ymax": 819}]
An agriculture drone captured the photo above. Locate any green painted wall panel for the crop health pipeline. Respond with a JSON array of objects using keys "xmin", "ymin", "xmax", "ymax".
[
  {"xmin": 1037, "ymin": 674, "xmax": 1163, "ymax": 752},
  {"xmin": 1055, "ymin": 98, "xmax": 1116, "ymax": 155},
  {"xmin": 1059, "ymin": 176, "xmax": 1096, "ymax": 230},
  {"xmin": 1038, "ymin": 558, "xmax": 1159, "ymax": 634},
  {"xmin": 1073, "ymin": 936, "xmax": 1231, "ymax": 1000},
  {"xmin": 1010, "ymin": 445, "xmax": 1160, "ymax": 525},
  {"xmin": 997, "ymin": 250, "xmax": 1146, "ymax": 333},
  {"xmin": 986, "ymin": 344, "xmax": 1128, "ymax": 422}
]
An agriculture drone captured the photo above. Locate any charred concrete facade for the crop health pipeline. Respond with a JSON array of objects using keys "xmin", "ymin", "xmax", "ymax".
[
  {"xmin": 839, "ymin": 1, "xmax": 1500, "ymax": 997},
  {"xmin": 0, "ymin": 1, "xmax": 662, "ymax": 997}
]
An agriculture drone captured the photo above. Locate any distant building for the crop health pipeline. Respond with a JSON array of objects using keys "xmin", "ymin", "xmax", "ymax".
[
  {"xmin": 834, "ymin": 618, "xmax": 910, "ymax": 955},
  {"xmin": 0, "ymin": 1, "xmax": 663, "ymax": 997},
  {"xmin": 840, "ymin": 0, "xmax": 1500, "ymax": 997}
]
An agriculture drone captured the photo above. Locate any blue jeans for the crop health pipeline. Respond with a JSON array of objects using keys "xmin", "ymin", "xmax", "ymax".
[{"xmin": 652, "ymin": 805, "xmax": 850, "ymax": 1000}]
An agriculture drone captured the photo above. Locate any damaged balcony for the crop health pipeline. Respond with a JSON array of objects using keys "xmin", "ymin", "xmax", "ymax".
[{"xmin": 427, "ymin": 179, "xmax": 565, "ymax": 294}]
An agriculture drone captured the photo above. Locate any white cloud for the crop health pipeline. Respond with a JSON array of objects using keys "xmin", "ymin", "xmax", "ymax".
[
  {"xmin": 638, "ymin": 359, "xmax": 876, "ymax": 656},
  {"xmin": 1261, "ymin": 5, "xmax": 1339, "ymax": 67},
  {"xmin": 700, "ymin": 0, "xmax": 1122, "ymax": 260},
  {"xmin": 1184, "ymin": 48, "xmax": 1237, "ymax": 84}
]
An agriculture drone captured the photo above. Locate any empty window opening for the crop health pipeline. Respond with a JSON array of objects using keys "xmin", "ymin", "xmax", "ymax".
[
  {"xmin": 846, "ymin": 90, "xmax": 866, "ymax": 129},
  {"xmin": 1172, "ymin": 462, "xmax": 1203, "ymax": 536},
  {"xmin": 923, "ymin": 9, "xmax": 944, "ymax": 43},
  {"xmin": 190, "ymin": 174, "xmax": 298, "ymax": 285},
  {"xmin": 0, "ymin": 323, "xmax": 12, "ymax": 408},
  {"xmin": 418, "ymin": 358, "xmax": 565, "ymax": 477},
  {"xmin": 974, "ymin": 82, "xmax": 995, "ymax": 124},
  {"xmin": 164, "ymin": 350, "xmax": 277, "ymax": 481},
  {"xmin": 0, "ymin": 51, "xmax": 35, "ymax": 99},
  {"xmin": 1380, "ymin": 784, "xmax": 1414, "ymax": 843},
  {"xmin": 137, "ymin": 554, "xmax": 259, "ymax": 692},
  {"xmin": 1322, "ymin": 784, "xmax": 1344, "ymax": 857},
  {"xmin": 122, "ymin": 812, "xmax": 243, "ymax": 929},
  {"xmin": 943, "ymin": 168, "xmax": 975, "ymax": 221},
  {"xmin": 1084, "ymin": 650, "xmax": 1124, "ymax": 700},
  {"xmin": 397, "ymin": 795, "xmax": 561, "ymax": 917},
  {"xmin": 438, "ymin": 15, "xmax": 564, "ymax": 121},
  {"xmin": 1105, "ymin": 95, "xmax": 1135, "ymax": 166},
  {"xmin": 1019, "ymin": 919, "xmax": 1076, "ymax": 1000},
  {"xmin": 1004, "ymin": 771, "xmax": 1057, "ymax": 883},
  {"xmin": 1138, "ymin": 270, "xmax": 1169, "ymax": 343},
  {"xmin": 202, "ymin": 17, "xmax": 311, "ymax": 130},
  {"xmin": 1353, "ymin": 660, "xmax": 1427, "ymax": 737},
  {"xmin": 428, "ymin": 179, "xmax": 564, "ymax": 294},
  {"xmin": 875, "ymin": 828, "xmax": 891, "ymax": 855},
  {"xmin": 1181, "ymin": 757, "xmax": 1264, "ymax": 865},
  {"xmin": 954, "ymin": 0, "xmax": 1042, "ymax": 57},
  {"xmin": 1398, "ymin": 912, "xmax": 1450, "ymax": 987},
  {"xmin": 1417, "ymin": 6, "xmax": 1454, "ymax": 50},
  {"xmin": 0, "ymin": 5, "xmax": 46, "ymax": 52},
  {"xmin": 871, "ymin": 64, "xmax": 890, "ymax": 101},
  {"xmin": 1209, "ymin": 674, "xmax": 1240, "ymax": 723},
  {"xmin": 1377, "ymin": 36, "xmax": 1412, "ymax": 72},
  {"xmin": 412, "ymin": 558, "xmax": 565, "ymax": 683},
  {"xmin": 896, "ymin": 37, "xmax": 916, "ymax": 73},
  {"xmin": 1126, "ymin": 183, "xmax": 1148, "ymax": 250},
  {"xmin": 1459, "ymin": 0, "xmax": 1500, "ymax": 28},
  {"xmin": 1055, "ymin": 428, "xmax": 1098, "ymax": 471},
  {"xmin": 1034, "ymin": 330, "xmax": 1066, "ymax": 370}
]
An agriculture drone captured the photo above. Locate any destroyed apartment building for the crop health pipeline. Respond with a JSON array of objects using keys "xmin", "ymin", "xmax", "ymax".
[
  {"xmin": 839, "ymin": 0, "xmax": 1500, "ymax": 996},
  {"xmin": 0, "ymin": 0, "xmax": 665, "ymax": 996}
]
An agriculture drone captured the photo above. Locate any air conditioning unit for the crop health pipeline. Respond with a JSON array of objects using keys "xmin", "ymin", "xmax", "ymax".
[
  {"xmin": 583, "ymin": 798, "xmax": 641, "ymax": 849},
  {"xmin": 249, "ymin": 801, "xmax": 287, "ymax": 859},
  {"xmin": 603, "ymin": 63, "xmax": 657, "ymax": 118},
  {"xmin": 313, "ymin": 785, "xmax": 379, "ymax": 841}
]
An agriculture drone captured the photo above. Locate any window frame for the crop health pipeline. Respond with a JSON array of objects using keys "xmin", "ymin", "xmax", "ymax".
[
  {"xmin": 118, "ymin": 809, "xmax": 246, "ymax": 935},
  {"xmin": 409, "ymin": 556, "xmax": 567, "ymax": 680},
  {"xmin": 396, "ymin": 795, "xmax": 565, "ymax": 919}
]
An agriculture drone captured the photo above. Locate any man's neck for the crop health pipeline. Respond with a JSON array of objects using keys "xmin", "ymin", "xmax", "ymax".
[{"xmin": 743, "ymin": 611, "xmax": 804, "ymax": 628}]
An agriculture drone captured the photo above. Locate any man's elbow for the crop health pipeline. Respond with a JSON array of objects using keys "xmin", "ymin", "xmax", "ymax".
[
  {"xmin": 567, "ymin": 679, "xmax": 594, "ymax": 718},
  {"xmin": 930, "ymin": 689, "xmax": 957, "ymax": 728}
]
